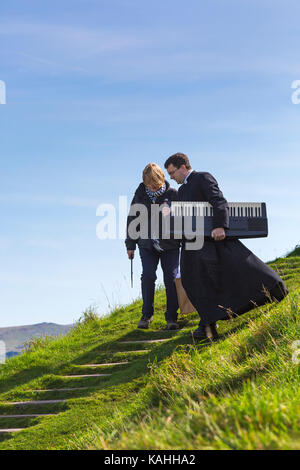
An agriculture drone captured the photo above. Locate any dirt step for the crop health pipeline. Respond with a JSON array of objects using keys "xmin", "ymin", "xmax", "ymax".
[
  {"xmin": 0, "ymin": 414, "xmax": 55, "ymax": 418},
  {"xmin": 28, "ymin": 388, "xmax": 88, "ymax": 392},
  {"xmin": 0, "ymin": 429, "xmax": 23, "ymax": 433},
  {"xmin": 7, "ymin": 399, "xmax": 67, "ymax": 406},
  {"xmin": 62, "ymin": 374, "xmax": 111, "ymax": 378},
  {"xmin": 78, "ymin": 362, "xmax": 128, "ymax": 367},
  {"xmin": 118, "ymin": 350, "xmax": 149, "ymax": 354},
  {"xmin": 119, "ymin": 339, "xmax": 170, "ymax": 344}
]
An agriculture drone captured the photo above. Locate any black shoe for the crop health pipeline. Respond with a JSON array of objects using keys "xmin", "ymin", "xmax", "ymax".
[
  {"xmin": 190, "ymin": 323, "xmax": 207, "ymax": 341},
  {"xmin": 137, "ymin": 315, "xmax": 154, "ymax": 329},
  {"xmin": 191, "ymin": 322, "xmax": 219, "ymax": 341},
  {"xmin": 208, "ymin": 322, "xmax": 219, "ymax": 340},
  {"xmin": 166, "ymin": 321, "xmax": 179, "ymax": 330}
]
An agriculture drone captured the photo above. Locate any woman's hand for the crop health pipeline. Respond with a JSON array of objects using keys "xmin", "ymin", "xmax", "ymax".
[
  {"xmin": 162, "ymin": 203, "xmax": 171, "ymax": 217},
  {"xmin": 127, "ymin": 250, "xmax": 135, "ymax": 259}
]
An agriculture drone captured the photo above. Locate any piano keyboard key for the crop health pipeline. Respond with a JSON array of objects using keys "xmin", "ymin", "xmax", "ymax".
[{"xmin": 171, "ymin": 202, "xmax": 265, "ymax": 218}]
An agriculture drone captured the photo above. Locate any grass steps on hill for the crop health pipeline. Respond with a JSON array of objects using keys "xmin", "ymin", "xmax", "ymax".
[
  {"xmin": 0, "ymin": 328, "xmax": 181, "ymax": 437},
  {"xmin": 0, "ymin": 403, "xmax": 66, "ymax": 434},
  {"xmin": 0, "ymin": 248, "xmax": 298, "ymax": 449}
]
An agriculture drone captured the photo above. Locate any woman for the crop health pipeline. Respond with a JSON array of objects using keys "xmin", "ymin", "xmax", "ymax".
[{"xmin": 126, "ymin": 163, "xmax": 180, "ymax": 330}]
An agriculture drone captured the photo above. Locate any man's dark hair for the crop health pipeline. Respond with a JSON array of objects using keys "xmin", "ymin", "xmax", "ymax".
[{"xmin": 164, "ymin": 152, "xmax": 191, "ymax": 170}]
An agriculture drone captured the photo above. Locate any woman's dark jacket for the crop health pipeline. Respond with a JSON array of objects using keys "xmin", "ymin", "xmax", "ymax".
[{"xmin": 125, "ymin": 180, "xmax": 180, "ymax": 251}]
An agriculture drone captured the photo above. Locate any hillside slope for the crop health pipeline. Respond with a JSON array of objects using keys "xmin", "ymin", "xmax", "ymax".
[{"xmin": 0, "ymin": 247, "xmax": 299, "ymax": 450}]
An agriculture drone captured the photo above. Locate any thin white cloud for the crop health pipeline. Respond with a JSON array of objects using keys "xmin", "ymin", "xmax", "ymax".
[
  {"xmin": 1, "ymin": 17, "xmax": 300, "ymax": 80},
  {"xmin": 225, "ymin": 183, "xmax": 300, "ymax": 200},
  {"xmin": 0, "ymin": 271, "xmax": 94, "ymax": 289},
  {"xmin": 17, "ymin": 52, "xmax": 87, "ymax": 73},
  {"xmin": 0, "ymin": 20, "xmax": 149, "ymax": 54},
  {"xmin": 0, "ymin": 18, "xmax": 157, "ymax": 76},
  {"xmin": 25, "ymin": 239, "xmax": 65, "ymax": 249},
  {"xmin": 0, "ymin": 193, "xmax": 99, "ymax": 208}
]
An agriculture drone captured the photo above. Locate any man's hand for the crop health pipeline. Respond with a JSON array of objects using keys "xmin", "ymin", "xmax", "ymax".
[
  {"xmin": 127, "ymin": 250, "xmax": 135, "ymax": 259},
  {"xmin": 211, "ymin": 227, "xmax": 226, "ymax": 241}
]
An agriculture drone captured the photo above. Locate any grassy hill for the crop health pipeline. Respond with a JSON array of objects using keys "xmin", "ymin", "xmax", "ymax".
[
  {"xmin": 0, "ymin": 323, "xmax": 72, "ymax": 356},
  {"xmin": 0, "ymin": 247, "xmax": 299, "ymax": 450}
]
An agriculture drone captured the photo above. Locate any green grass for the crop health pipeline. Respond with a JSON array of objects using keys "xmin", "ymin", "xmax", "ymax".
[{"xmin": 0, "ymin": 249, "xmax": 299, "ymax": 450}]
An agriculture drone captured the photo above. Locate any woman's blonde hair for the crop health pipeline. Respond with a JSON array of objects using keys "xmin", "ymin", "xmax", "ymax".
[{"xmin": 142, "ymin": 163, "xmax": 165, "ymax": 187}]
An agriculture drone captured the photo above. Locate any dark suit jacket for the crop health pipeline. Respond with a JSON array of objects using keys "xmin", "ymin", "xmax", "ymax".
[
  {"xmin": 178, "ymin": 171, "xmax": 229, "ymax": 230},
  {"xmin": 178, "ymin": 170, "xmax": 288, "ymax": 323}
]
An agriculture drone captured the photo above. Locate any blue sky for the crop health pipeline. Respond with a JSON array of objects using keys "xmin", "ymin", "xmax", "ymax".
[{"xmin": 0, "ymin": 0, "xmax": 299, "ymax": 327}]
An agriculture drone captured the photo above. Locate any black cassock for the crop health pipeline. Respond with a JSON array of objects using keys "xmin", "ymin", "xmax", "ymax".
[{"xmin": 178, "ymin": 171, "xmax": 289, "ymax": 324}]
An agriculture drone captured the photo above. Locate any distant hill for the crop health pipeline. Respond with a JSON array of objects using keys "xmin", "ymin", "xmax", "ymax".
[{"xmin": 0, "ymin": 322, "xmax": 73, "ymax": 356}]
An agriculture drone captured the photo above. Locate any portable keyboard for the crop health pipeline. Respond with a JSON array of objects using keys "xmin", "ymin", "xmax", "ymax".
[{"xmin": 170, "ymin": 202, "xmax": 268, "ymax": 239}]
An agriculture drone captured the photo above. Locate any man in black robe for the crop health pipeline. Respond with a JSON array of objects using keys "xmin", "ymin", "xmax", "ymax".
[{"xmin": 164, "ymin": 153, "xmax": 289, "ymax": 341}]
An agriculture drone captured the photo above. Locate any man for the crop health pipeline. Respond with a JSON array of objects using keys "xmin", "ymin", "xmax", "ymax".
[{"xmin": 164, "ymin": 153, "xmax": 289, "ymax": 341}]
